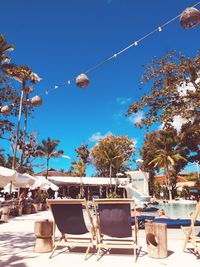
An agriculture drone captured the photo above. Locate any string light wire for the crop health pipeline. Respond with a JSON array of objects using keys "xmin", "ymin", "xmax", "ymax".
[
  {"xmin": 41, "ymin": 1, "xmax": 200, "ymax": 95},
  {"xmin": 3, "ymin": 1, "xmax": 200, "ymax": 99}
]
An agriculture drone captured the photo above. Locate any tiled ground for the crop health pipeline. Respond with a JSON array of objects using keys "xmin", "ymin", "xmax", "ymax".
[{"xmin": 0, "ymin": 210, "xmax": 199, "ymax": 267}]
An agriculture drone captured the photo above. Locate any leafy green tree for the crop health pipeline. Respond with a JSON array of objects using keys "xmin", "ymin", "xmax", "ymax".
[
  {"xmin": 90, "ymin": 135, "xmax": 135, "ymax": 185},
  {"xmin": 65, "ymin": 166, "xmax": 77, "ymax": 177},
  {"xmin": 127, "ymin": 50, "xmax": 199, "ymax": 190},
  {"xmin": 0, "ymin": 35, "xmax": 42, "ymax": 171},
  {"xmin": 148, "ymin": 131, "xmax": 187, "ymax": 200},
  {"xmin": 0, "ymin": 148, "xmax": 5, "ymax": 166},
  {"xmin": 75, "ymin": 144, "xmax": 90, "ymax": 165},
  {"xmin": 73, "ymin": 159, "xmax": 85, "ymax": 177},
  {"xmin": 0, "ymin": 35, "xmax": 19, "ymax": 140},
  {"xmin": 69, "ymin": 144, "xmax": 90, "ymax": 197},
  {"xmin": 141, "ymin": 128, "xmax": 188, "ymax": 197},
  {"xmin": 73, "ymin": 158, "xmax": 85, "ymax": 197},
  {"xmin": 37, "ymin": 137, "xmax": 64, "ymax": 178},
  {"xmin": 179, "ymin": 119, "xmax": 200, "ymax": 162},
  {"xmin": 74, "ymin": 144, "xmax": 90, "ymax": 177},
  {"xmin": 127, "ymin": 50, "xmax": 200, "ymax": 128}
]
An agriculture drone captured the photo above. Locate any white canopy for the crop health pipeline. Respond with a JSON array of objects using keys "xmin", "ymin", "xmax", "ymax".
[
  {"xmin": 33, "ymin": 176, "xmax": 58, "ymax": 191},
  {"xmin": 0, "ymin": 167, "xmax": 58, "ymax": 191},
  {"xmin": 12, "ymin": 173, "xmax": 38, "ymax": 188},
  {"xmin": 0, "ymin": 166, "xmax": 17, "ymax": 187},
  {"xmin": 2, "ymin": 183, "xmax": 18, "ymax": 193},
  {"xmin": 46, "ymin": 176, "xmax": 129, "ymax": 186}
]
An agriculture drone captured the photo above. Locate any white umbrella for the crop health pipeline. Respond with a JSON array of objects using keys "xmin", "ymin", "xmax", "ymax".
[
  {"xmin": 2, "ymin": 183, "xmax": 18, "ymax": 193},
  {"xmin": 32, "ymin": 176, "xmax": 58, "ymax": 191},
  {"xmin": 0, "ymin": 166, "xmax": 17, "ymax": 187},
  {"xmin": 12, "ymin": 173, "xmax": 38, "ymax": 188}
]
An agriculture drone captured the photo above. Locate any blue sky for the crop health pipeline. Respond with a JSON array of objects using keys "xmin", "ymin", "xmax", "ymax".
[{"xmin": 1, "ymin": 0, "xmax": 200, "ymax": 174}]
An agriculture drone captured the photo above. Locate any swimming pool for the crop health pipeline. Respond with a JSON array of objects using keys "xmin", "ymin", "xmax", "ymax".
[{"xmin": 145, "ymin": 201, "xmax": 199, "ymax": 219}]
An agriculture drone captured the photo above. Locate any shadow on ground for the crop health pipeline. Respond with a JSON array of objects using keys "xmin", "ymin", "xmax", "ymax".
[
  {"xmin": 0, "ymin": 255, "xmax": 31, "ymax": 267},
  {"xmin": 0, "ymin": 232, "xmax": 35, "ymax": 251}
]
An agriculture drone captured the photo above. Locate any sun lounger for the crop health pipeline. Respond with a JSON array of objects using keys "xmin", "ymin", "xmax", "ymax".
[
  {"xmin": 182, "ymin": 201, "xmax": 200, "ymax": 255},
  {"xmin": 47, "ymin": 199, "xmax": 95, "ymax": 260},
  {"xmin": 153, "ymin": 218, "xmax": 200, "ymax": 228},
  {"xmin": 93, "ymin": 198, "xmax": 140, "ymax": 261},
  {"xmin": 131, "ymin": 216, "xmax": 200, "ymax": 229},
  {"xmin": 131, "ymin": 215, "xmax": 155, "ymax": 229}
]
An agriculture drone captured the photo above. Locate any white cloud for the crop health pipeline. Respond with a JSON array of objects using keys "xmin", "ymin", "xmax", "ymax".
[
  {"xmin": 177, "ymin": 81, "xmax": 196, "ymax": 97},
  {"xmin": 62, "ymin": 155, "xmax": 71, "ymax": 159},
  {"xmin": 116, "ymin": 97, "xmax": 132, "ymax": 105},
  {"xmin": 171, "ymin": 116, "xmax": 187, "ymax": 133},
  {"xmin": 88, "ymin": 131, "xmax": 113, "ymax": 143},
  {"xmin": 128, "ymin": 111, "xmax": 144, "ymax": 125},
  {"xmin": 159, "ymin": 115, "xmax": 193, "ymax": 133},
  {"xmin": 159, "ymin": 78, "xmax": 199, "ymax": 132}
]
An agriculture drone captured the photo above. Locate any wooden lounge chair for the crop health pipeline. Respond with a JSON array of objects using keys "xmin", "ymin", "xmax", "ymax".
[
  {"xmin": 47, "ymin": 199, "xmax": 95, "ymax": 260},
  {"xmin": 182, "ymin": 201, "xmax": 200, "ymax": 255},
  {"xmin": 93, "ymin": 198, "xmax": 139, "ymax": 261}
]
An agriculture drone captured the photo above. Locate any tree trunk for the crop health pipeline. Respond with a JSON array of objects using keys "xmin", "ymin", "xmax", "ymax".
[
  {"xmin": 46, "ymin": 157, "xmax": 49, "ymax": 179},
  {"xmin": 165, "ymin": 166, "xmax": 172, "ymax": 201},
  {"xmin": 20, "ymin": 90, "xmax": 29, "ymax": 169},
  {"xmin": 109, "ymin": 164, "xmax": 112, "ymax": 192}
]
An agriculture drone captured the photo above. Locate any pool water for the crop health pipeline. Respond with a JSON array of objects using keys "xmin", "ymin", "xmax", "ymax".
[{"xmin": 146, "ymin": 202, "xmax": 200, "ymax": 219}]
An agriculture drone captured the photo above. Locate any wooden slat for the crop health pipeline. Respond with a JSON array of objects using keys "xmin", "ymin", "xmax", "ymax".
[{"xmin": 93, "ymin": 198, "xmax": 135, "ymax": 205}]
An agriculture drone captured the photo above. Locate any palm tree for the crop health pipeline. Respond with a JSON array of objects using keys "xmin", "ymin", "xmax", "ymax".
[
  {"xmin": 74, "ymin": 145, "xmax": 90, "ymax": 198},
  {"xmin": 73, "ymin": 159, "xmax": 85, "ymax": 198},
  {"xmin": 37, "ymin": 137, "xmax": 64, "ymax": 178},
  {"xmin": 75, "ymin": 145, "xmax": 90, "ymax": 168},
  {"xmin": 149, "ymin": 148, "xmax": 187, "ymax": 200}
]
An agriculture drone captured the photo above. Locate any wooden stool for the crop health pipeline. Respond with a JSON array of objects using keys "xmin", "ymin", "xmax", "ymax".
[
  {"xmin": 34, "ymin": 219, "xmax": 53, "ymax": 253},
  {"xmin": 1, "ymin": 207, "xmax": 10, "ymax": 222},
  {"xmin": 145, "ymin": 222, "xmax": 167, "ymax": 258}
]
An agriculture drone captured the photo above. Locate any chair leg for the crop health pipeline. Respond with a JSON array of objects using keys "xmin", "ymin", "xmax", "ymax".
[
  {"xmin": 96, "ymin": 247, "xmax": 101, "ymax": 261},
  {"xmin": 84, "ymin": 246, "xmax": 91, "ymax": 260},
  {"xmin": 49, "ymin": 236, "xmax": 63, "ymax": 259},
  {"xmin": 49, "ymin": 243, "xmax": 58, "ymax": 259},
  {"xmin": 135, "ymin": 246, "xmax": 141, "ymax": 263},
  {"xmin": 183, "ymin": 232, "xmax": 190, "ymax": 252}
]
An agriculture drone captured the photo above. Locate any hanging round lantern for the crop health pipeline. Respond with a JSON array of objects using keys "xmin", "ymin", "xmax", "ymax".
[
  {"xmin": 180, "ymin": 7, "xmax": 200, "ymax": 29},
  {"xmin": 31, "ymin": 95, "xmax": 43, "ymax": 107},
  {"xmin": 1, "ymin": 105, "xmax": 11, "ymax": 115},
  {"xmin": 75, "ymin": 73, "xmax": 90, "ymax": 88}
]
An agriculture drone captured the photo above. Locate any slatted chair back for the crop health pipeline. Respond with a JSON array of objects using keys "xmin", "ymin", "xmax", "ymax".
[
  {"xmin": 93, "ymin": 198, "xmax": 139, "ymax": 261},
  {"xmin": 47, "ymin": 198, "xmax": 95, "ymax": 260}
]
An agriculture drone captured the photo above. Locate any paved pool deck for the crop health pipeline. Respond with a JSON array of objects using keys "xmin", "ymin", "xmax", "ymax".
[{"xmin": 0, "ymin": 210, "xmax": 200, "ymax": 267}]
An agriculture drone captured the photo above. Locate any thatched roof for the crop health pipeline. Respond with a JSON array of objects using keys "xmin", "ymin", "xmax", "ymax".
[
  {"xmin": 155, "ymin": 175, "xmax": 188, "ymax": 185},
  {"xmin": 35, "ymin": 168, "xmax": 67, "ymax": 177}
]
